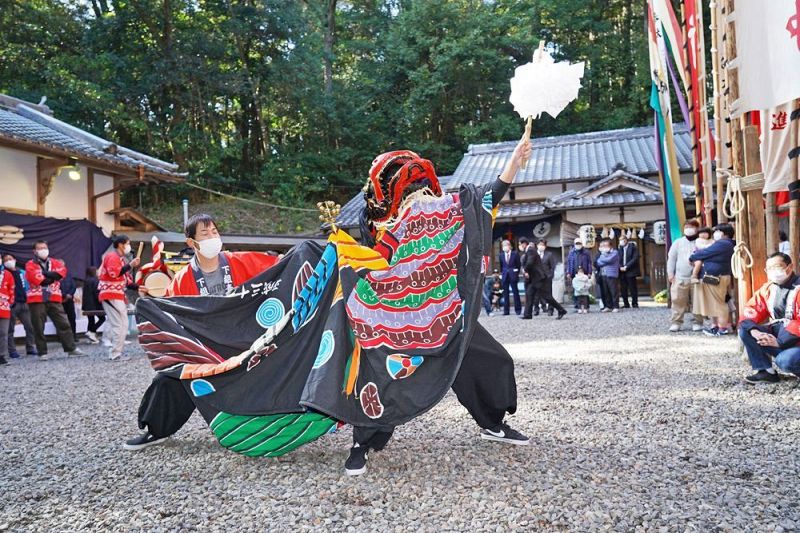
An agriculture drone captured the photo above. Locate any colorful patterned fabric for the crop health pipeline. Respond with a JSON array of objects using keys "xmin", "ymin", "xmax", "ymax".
[{"xmin": 136, "ymin": 183, "xmax": 494, "ymax": 457}]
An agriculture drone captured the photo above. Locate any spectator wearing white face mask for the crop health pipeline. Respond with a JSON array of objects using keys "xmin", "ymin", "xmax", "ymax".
[
  {"xmin": 666, "ymin": 220, "xmax": 704, "ymax": 332},
  {"xmin": 99, "ymin": 234, "xmax": 141, "ymax": 361},
  {"xmin": 25, "ymin": 240, "xmax": 85, "ymax": 360}
]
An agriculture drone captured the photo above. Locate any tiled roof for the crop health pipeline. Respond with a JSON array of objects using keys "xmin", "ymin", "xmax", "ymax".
[
  {"xmin": 448, "ymin": 124, "xmax": 692, "ymax": 189},
  {"xmin": 544, "ymin": 169, "xmax": 694, "ymax": 209},
  {"xmin": 0, "ymin": 100, "xmax": 185, "ymax": 181}
]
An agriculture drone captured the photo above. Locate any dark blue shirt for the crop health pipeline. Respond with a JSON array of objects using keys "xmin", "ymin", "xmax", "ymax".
[
  {"xmin": 8, "ymin": 268, "xmax": 27, "ymax": 303},
  {"xmin": 689, "ymin": 238, "xmax": 735, "ymax": 276}
]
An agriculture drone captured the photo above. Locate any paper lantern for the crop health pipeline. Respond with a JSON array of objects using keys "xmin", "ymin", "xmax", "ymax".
[
  {"xmin": 578, "ymin": 225, "xmax": 596, "ymax": 248},
  {"xmin": 653, "ymin": 221, "xmax": 667, "ymax": 245}
]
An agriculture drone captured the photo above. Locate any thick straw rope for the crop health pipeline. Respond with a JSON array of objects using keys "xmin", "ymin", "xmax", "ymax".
[
  {"xmin": 721, "ymin": 169, "xmax": 746, "ymax": 219},
  {"xmin": 721, "ymin": 170, "xmax": 754, "ymax": 279}
]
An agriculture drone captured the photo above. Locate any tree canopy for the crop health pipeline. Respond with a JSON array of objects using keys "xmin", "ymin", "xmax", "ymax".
[{"xmin": 0, "ymin": 0, "xmax": 652, "ymax": 208}]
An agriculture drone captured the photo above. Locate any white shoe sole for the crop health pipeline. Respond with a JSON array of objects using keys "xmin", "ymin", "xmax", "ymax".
[
  {"xmin": 123, "ymin": 437, "xmax": 168, "ymax": 451},
  {"xmin": 480, "ymin": 434, "xmax": 530, "ymax": 446},
  {"xmin": 345, "ymin": 465, "xmax": 367, "ymax": 476}
]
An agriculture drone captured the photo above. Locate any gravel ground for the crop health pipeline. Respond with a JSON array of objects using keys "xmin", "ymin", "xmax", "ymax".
[{"xmin": 1, "ymin": 303, "xmax": 799, "ymax": 532}]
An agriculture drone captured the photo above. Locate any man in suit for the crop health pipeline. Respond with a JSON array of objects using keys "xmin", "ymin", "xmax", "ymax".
[
  {"xmin": 535, "ymin": 239, "xmax": 558, "ymax": 316},
  {"xmin": 521, "ymin": 238, "xmax": 566, "ymax": 319},
  {"xmin": 499, "ymin": 239, "xmax": 521, "ymax": 315},
  {"xmin": 618, "ymin": 235, "xmax": 640, "ymax": 309}
]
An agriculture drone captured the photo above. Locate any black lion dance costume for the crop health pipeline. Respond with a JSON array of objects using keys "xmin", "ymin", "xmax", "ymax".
[{"xmin": 135, "ymin": 150, "xmax": 526, "ymax": 462}]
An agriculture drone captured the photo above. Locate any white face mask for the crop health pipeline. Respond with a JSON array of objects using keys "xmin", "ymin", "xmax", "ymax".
[
  {"xmin": 713, "ymin": 231, "xmax": 723, "ymax": 241},
  {"xmin": 502, "ymin": 246, "xmax": 510, "ymax": 252},
  {"xmin": 599, "ymin": 247, "xmax": 609, "ymax": 253},
  {"xmin": 620, "ymin": 241, "xmax": 628, "ymax": 247},
  {"xmin": 684, "ymin": 228, "xmax": 696, "ymax": 237},
  {"xmin": 537, "ymin": 246, "xmax": 546, "ymax": 252},
  {"xmin": 36, "ymin": 249, "xmax": 49, "ymax": 260},
  {"xmin": 195, "ymin": 237, "xmax": 223, "ymax": 259},
  {"xmin": 3, "ymin": 260, "xmax": 14, "ymax": 269},
  {"xmin": 123, "ymin": 243, "xmax": 132, "ymax": 255},
  {"xmin": 574, "ymin": 245, "xmax": 583, "ymax": 250},
  {"xmin": 767, "ymin": 268, "xmax": 790, "ymax": 285}
]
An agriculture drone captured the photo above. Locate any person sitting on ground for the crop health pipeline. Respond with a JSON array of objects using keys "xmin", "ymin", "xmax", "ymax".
[
  {"xmin": 690, "ymin": 227, "xmax": 714, "ymax": 284},
  {"xmin": 482, "ymin": 270, "xmax": 500, "ymax": 317},
  {"xmin": 739, "ymin": 252, "xmax": 800, "ymax": 384},
  {"xmin": 491, "ymin": 279, "xmax": 503, "ymax": 311},
  {"xmin": 125, "ymin": 214, "xmax": 280, "ymax": 450},
  {"xmin": 689, "ymin": 223, "xmax": 735, "ymax": 337},
  {"xmin": 594, "ymin": 238, "xmax": 620, "ymax": 313},
  {"xmin": 571, "ymin": 266, "xmax": 591, "ymax": 314}
]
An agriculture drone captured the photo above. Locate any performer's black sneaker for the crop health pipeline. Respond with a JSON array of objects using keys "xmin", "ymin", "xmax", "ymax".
[
  {"xmin": 123, "ymin": 432, "xmax": 168, "ymax": 451},
  {"xmin": 344, "ymin": 444, "xmax": 368, "ymax": 476},
  {"xmin": 480, "ymin": 423, "xmax": 530, "ymax": 446},
  {"xmin": 744, "ymin": 370, "xmax": 780, "ymax": 384}
]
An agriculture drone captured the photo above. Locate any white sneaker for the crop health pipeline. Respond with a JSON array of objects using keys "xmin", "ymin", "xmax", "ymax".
[
  {"xmin": 669, "ymin": 324, "xmax": 681, "ymax": 332},
  {"xmin": 124, "ymin": 340, "xmax": 132, "ymax": 345},
  {"xmin": 611, "ymin": 308, "xmax": 619, "ymax": 313},
  {"xmin": 86, "ymin": 331, "xmax": 99, "ymax": 344},
  {"xmin": 691, "ymin": 324, "xmax": 704, "ymax": 332},
  {"xmin": 102, "ymin": 338, "xmax": 112, "ymax": 347}
]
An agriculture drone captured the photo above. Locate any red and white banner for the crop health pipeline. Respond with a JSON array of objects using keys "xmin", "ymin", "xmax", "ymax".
[{"xmin": 730, "ymin": 0, "xmax": 800, "ymax": 116}]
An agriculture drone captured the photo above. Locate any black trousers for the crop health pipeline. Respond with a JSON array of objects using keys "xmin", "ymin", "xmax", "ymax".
[
  {"xmin": 523, "ymin": 280, "xmax": 565, "ymax": 318},
  {"xmin": 28, "ymin": 301, "xmax": 76, "ymax": 354},
  {"xmin": 354, "ymin": 322, "xmax": 518, "ymax": 450},
  {"xmin": 87, "ymin": 314, "xmax": 106, "ymax": 333},
  {"xmin": 598, "ymin": 276, "xmax": 620, "ymax": 309},
  {"xmin": 620, "ymin": 275, "xmax": 638, "ymax": 307},
  {"xmin": 138, "ymin": 373, "xmax": 197, "ymax": 439},
  {"xmin": 536, "ymin": 277, "xmax": 553, "ymax": 311},
  {"xmin": 62, "ymin": 299, "xmax": 77, "ymax": 340}
]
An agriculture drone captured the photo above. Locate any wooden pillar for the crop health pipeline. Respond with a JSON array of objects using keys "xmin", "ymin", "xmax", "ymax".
[
  {"xmin": 87, "ymin": 168, "xmax": 96, "ymax": 223},
  {"xmin": 743, "ymin": 125, "xmax": 767, "ymax": 291},
  {"xmin": 765, "ymin": 192, "xmax": 779, "ymax": 255}
]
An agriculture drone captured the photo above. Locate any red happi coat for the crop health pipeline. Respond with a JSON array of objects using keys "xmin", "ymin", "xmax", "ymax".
[
  {"xmin": 166, "ymin": 251, "xmax": 279, "ymax": 297},
  {"xmin": 99, "ymin": 251, "xmax": 133, "ymax": 302},
  {"xmin": 0, "ymin": 268, "xmax": 14, "ymax": 319},
  {"xmin": 740, "ymin": 280, "xmax": 800, "ymax": 338},
  {"xmin": 25, "ymin": 258, "xmax": 68, "ymax": 304}
]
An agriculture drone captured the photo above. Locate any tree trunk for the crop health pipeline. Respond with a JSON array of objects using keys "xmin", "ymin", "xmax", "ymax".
[{"xmin": 324, "ymin": 0, "xmax": 337, "ymax": 97}]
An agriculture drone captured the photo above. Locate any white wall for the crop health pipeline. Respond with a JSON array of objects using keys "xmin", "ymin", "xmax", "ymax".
[
  {"xmin": 94, "ymin": 173, "xmax": 116, "ymax": 236},
  {"xmin": 0, "ymin": 146, "xmax": 37, "ymax": 212},
  {"xmin": 45, "ymin": 166, "xmax": 88, "ymax": 219},
  {"xmin": 514, "ymin": 182, "xmax": 569, "ymax": 200},
  {"xmin": 565, "ymin": 204, "xmax": 664, "ymax": 225}
]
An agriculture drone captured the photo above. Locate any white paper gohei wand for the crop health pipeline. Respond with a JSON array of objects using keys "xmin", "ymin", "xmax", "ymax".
[{"xmin": 509, "ymin": 41, "xmax": 585, "ymax": 168}]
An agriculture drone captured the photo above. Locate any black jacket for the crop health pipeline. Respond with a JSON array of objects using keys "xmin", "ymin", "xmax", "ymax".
[
  {"xmin": 82, "ymin": 275, "xmax": 103, "ymax": 312},
  {"xmin": 540, "ymin": 250, "xmax": 557, "ymax": 279},
  {"xmin": 618, "ymin": 242, "xmax": 640, "ymax": 277},
  {"xmin": 523, "ymin": 247, "xmax": 548, "ymax": 285}
]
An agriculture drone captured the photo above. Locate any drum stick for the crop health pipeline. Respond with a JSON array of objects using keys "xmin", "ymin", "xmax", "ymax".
[{"xmin": 136, "ymin": 241, "xmax": 144, "ymax": 259}]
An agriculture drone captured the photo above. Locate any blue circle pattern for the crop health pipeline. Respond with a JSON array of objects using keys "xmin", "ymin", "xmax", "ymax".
[
  {"xmin": 256, "ymin": 298, "xmax": 285, "ymax": 328},
  {"xmin": 313, "ymin": 330, "xmax": 335, "ymax": 369}
]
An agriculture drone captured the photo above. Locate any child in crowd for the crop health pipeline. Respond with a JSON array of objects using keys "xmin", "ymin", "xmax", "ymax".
[
  {"xmin": 571, "ymin": 266, "xmax": 591, "ymax": 313},
  {"xmin": 690, "ymin": 227, "xmax": 714, "ymax": 283},
  {"xmin": 491, "ymin": 279, "xmax": 503, "ymax": 312}
]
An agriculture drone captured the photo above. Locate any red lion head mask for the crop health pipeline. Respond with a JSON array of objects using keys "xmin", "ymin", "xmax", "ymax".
[{"xmin": 364, "ymin": 150, "xmax": 442, "ymax": 224}]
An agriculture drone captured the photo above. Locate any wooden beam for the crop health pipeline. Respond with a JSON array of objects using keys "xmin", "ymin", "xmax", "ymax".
[{"xmin": 36, "ymin": 156, "xmax": 69, "ymax": 215}]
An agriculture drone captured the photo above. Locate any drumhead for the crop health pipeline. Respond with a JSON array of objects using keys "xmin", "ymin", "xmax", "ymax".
[{"xmin": 144, "ymin": 271, "xmax": 171, "ymax": 297}]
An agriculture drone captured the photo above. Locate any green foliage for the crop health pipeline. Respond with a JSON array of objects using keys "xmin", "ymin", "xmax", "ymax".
[{"xmin": 0, "ymin": 0, "xmax": 655, "ymax": 215}]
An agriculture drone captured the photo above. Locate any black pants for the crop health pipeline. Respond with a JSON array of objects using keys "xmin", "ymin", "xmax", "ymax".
[
  {"xmin": 536, "ymin": 277, "xmax": 553, "ymax": 311},
  {"xmin": 138, "ymin": 373, "xmax": 197, "ymax": 439},
  {"xmin": 28, "ymin": 301, "xmax": 76, "ymax": 354},
  {"xmin": 502, "ymin": 278, "xmax": 521, "ymax": 315},
  {"xmin": 523, "ymin": 281, "xmax": 565, "ymax": 318},
  {"xmin": 598, "ymin": 276, "xmax": 619, "ymax": 309},
  {"xmin": 87, "ymin": 314, "xmax": 106, "ymax": 333},
  {"xmin": 620, "ymin": 275, "xmax": 638, "ymax": 307},
  {"xmin": 62, "ymin": 299, "xmax": 77, "ymax": 340},
  {"xmin": 354, "ymin": 323, "xmax": 518, "ymax": 450}
]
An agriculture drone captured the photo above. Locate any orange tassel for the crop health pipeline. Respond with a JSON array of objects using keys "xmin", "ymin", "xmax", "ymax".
[{"xmin": 344, "ymin": 338, "xmax": 361, "ymax": 396}]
